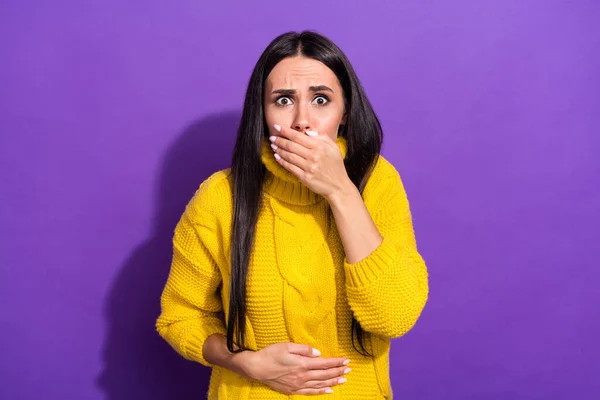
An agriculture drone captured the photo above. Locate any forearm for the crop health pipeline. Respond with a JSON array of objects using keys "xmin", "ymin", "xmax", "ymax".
[
  {"xmin": 203, "ymin": 333, "xmax": 254, "ymax": 378},
  {"xmin": 326, "ymin": 176, "xmax": 429, "ymax": 338},
  {"xmin": 326, "ymin": 180, "xmax": 383, "ymax": 264}
]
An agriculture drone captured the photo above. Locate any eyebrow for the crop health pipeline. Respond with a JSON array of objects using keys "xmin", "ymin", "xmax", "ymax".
[{"xmin": 271, "ymin": 85, "xmax": 334, "ymax": 95}]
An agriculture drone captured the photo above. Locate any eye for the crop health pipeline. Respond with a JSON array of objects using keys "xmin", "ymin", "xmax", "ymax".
[
  {"xmin": 275, "ymin": 96, "xmax": 293, "ymax": 107},
  {"xmin": 312, "ymin": 95, "xmax": 330, "ymax": 106}
]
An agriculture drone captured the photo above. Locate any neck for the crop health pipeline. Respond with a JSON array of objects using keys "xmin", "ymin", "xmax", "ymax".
[{"xmin": 260, "ymin": 135, "xmax": 348, "ymax": 206}]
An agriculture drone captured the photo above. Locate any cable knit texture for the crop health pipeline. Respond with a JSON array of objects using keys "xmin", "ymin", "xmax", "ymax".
[{"xmin": 156, "ymin": 135, "xmax": 429, "ymax": 399}]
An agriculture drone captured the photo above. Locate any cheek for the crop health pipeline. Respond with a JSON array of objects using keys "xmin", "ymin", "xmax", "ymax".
[
  {"xmin": 314, "ymin": 107, "xmax": 345, "ymax": 132},
  {"xmin": 264, "ymin": 105, "xmax": 294, "ymax": 130}
]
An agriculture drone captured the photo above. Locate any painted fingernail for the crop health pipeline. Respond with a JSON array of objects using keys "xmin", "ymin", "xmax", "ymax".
[
  {"xmin": 270, "ymin": 143, "xmax": 278, "ymax": 150},
  {"xmin": 338, "ymin": 377, "xmax": 347, "ymax": 384},
  {"xmin": 343, "ymin": 368, "xmax": 351, "ymax": 374},
  {"xmin": 273, "ymin": 124, "xmax": 281, "ymax": 132},
  {"xmin": 306, "ymin": 130, "xmax": 318, "ymax": 137},
  {"xmin": 312, "ymin": 348, "xmax": 321, "ymax": 356},
  {"xmin": 274, "ymin": 153, "xmax": 281, "ymax": 160},
  {"xmin": 325, "ymin": 388, "xmax": 334, "ymax": 394},
  {"xmin": 343, "ymin": 359, "xmax": 350, "ymax": 365},
  {"xmin": 269, "ymin": 136, "xmax": 276, "ymax": 142}
]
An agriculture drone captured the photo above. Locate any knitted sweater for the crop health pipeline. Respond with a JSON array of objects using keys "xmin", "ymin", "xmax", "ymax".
[{"xmin": 156, "ymin": 135, "xmax": 429, "ymax": 399}]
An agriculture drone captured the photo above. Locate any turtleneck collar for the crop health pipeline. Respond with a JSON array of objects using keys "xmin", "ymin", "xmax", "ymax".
[{"xmin": 260, "ymin": 135, "xmax": 348, "ymax": 205}]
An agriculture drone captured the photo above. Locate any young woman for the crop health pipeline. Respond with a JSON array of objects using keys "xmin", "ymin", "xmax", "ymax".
[{"xmin": 156, "ymin": 30, "xmax": 429, "ymax": 399}]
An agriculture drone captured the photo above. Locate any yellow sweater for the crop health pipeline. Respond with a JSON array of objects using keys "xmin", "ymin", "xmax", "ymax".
[{"xmin": 156, "ymin": 135, "xmax": 429, "ymax": 399}]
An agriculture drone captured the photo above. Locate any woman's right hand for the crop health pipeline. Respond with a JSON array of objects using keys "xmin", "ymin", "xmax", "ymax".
[{"xmin": 236, "ymin": 342, "xmax": 351, "ymax": 395}]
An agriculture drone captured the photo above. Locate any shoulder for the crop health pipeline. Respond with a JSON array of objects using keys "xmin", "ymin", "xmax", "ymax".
[
  {"xmin": 371, "ymin": 154, "xmax": 400, "ymax": 181},
  {"xmin": 361, "ymin": 154, "xmax": 407, "ymax": 212},
  {"xmin": 185, "ymin": 168, "xmax": 234, "ymax": 223},
  {"xmin": 365, "ymin": 154, "xmax": 403, "ymax": 192}
]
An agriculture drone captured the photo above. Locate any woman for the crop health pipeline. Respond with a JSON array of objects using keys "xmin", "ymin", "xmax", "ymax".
[{"xmin": 156, "ymin": 30, "xmax": 429, "ymax": 399}]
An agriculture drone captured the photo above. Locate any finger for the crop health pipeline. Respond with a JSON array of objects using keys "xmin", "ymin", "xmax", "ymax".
[
  {"xmin": 273, "ymin": 146, "xmax": 310, "ymax": 171},
  {"xmin": 305, "ymin": 365, "xmax": 351, "ymax": 382},
  {"xmin": 273, "ymin": 124, "xmax": 315, "ymax": 149},
  {"xmin": 274, "ymin": 151, "xmax": 305, "ymax": 178},
  {"xmin": 306, "ymin": 129, "xmax": 339, "ymax": 149},
  {"xmin": 294, "ymin": 387, "xmax": 335, "ymax": 395},
  {"xmin": 304, "ymin": 375, "xmax": 347, "ymax": 389},
  {"xmin": 306, "ymin": 357, "xmax": 351, "ymax": 370},
  {"xmin": 287, "ymin": 343, "xmax": 321, "ymax": 358},
  {"xmin": 271, "ymin": 136, "xmax": 312, "ymax": 160},
  {"xmin": 304, "ymin": 131, "xmax": 341, "ymax": 157}
]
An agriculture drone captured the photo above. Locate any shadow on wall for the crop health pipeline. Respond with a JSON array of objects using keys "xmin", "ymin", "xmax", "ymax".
[{"xmin": 96, "ymin": 110, "xmax": 241, "ymax": 400}]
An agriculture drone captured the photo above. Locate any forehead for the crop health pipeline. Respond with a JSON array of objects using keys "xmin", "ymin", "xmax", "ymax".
[{"xmin": 265, "ymin": 56, "xmax": 341, "ymax": 90}]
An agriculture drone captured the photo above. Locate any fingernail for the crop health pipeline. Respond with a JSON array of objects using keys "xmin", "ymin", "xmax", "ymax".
[
  {"xmin": 270, "ymin": 143, "xmax": 278, "ymax": 150},
  {"xmin": 343, "ymin": 368, "xmax": 351, "ymax": 374},
  {"xmin": 325, "ymin": 388, "xmax": 334, "ymax": 394},
  {"xmin": 305, "ymin": 130, "xmax": 318, "ymax": 137},
  {"xmin": 343, "ymin": 359, "xmax": 350, "ymax": 365},
  {"xmin": 273, "ymin": 124, "xmax": 281, "ymax": 132},
  {"xmin": 338, "ymin": 377, "xmax": 347, "ymax": 384},
  {"xmin": 274, "ymin": 153, "xmax": 281, "ymax": 160},
  {"xmin": 312, "ymin": 348, "xmax": 321, "ymax": 356},
  {"xmin": 269, "ymin": 136, "xmax": 276, "ymax": 142}
]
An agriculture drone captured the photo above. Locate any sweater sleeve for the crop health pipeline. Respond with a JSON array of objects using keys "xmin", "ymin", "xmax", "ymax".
[
  {"xmin": 343, "ymin": 169, "xmax": 429, "ymax": 339},
  {"xmin": 155, "ymin": 200, "xmax": 227, "ymax": 368}
]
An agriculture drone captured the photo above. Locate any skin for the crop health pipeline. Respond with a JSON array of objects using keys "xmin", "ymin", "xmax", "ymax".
[
  {"xmin": 263, "ymin": 55, "xmax": 347, "ymax": 142},
  {"xmin": 203, "ymin": 56, "xmax": 384, "ymax": 395}
]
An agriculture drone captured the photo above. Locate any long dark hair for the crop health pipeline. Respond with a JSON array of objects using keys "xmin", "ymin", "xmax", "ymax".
[{"xmin": 228, "ymin": 30, "xmax": 383, "ymax": 357}]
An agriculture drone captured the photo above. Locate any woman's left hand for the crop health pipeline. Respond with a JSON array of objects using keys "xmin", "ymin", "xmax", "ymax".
[{"xmin": 269, "ymin": 124, "xmax": 352, "ymax": 200}]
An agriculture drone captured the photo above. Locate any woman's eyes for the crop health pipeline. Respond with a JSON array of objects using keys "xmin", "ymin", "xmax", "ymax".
[
  {"xmin": 275, "ymin": 96, "xmax": 293, "ymax": 106},
  {"xmin": 275, "ymin": 95, "xmax": 330, "ymax": 107},
  {"xmin": 312, "ymin": 95, "xmax": 330, "ymax": 105}
]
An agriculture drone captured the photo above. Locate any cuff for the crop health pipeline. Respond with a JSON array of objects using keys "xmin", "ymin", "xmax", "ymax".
[
  {"xmin": 184, "ymin": 317, "xmax": 227, "ymax": 368},
  {"xmin": 343, "ymin": 235, "xmax": 398, "ymax": 287}
]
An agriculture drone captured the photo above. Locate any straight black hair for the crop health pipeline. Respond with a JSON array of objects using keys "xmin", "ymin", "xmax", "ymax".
[{"xmin": 228, "ymin": 30, "xmax": 383, "ymax": 357}]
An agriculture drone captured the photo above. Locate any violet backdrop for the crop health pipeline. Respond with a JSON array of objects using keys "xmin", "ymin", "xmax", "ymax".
[{"xmin": 1, "ymin": 1, "xmax": 599, "ymax": 399}]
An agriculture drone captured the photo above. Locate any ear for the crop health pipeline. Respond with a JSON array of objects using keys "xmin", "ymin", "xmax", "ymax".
[{"xmin": 341, "ymin": 111, "xmax": 347, "ymax": 125}]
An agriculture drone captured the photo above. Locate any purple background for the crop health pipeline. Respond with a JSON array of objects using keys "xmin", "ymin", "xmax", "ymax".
[{"xmin": 1, "ymin": 1, "xmax": 599, "ymax": 399}]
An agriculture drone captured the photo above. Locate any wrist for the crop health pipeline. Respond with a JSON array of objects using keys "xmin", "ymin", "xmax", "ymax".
[
  {"xmin": 326, "ymin": 178, "xmax": 359, "ymax": 207},
  {"xmin": 231, "ymin": 350, "xmax": 258, "ymax": 381}
]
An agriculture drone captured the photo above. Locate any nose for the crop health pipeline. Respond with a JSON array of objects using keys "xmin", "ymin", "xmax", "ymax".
[{"xmin": 292, "ymin": 103, "xmax": 311, "ymax": 132}]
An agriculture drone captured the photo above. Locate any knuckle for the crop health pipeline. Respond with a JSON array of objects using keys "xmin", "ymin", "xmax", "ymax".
[
  {"xmin": 296, "ymin": 372, "xmax": 307, "ymax": 383},
  {"xmin": 311, "ymin": 380, "xmax": 326, "ymax": 389},
  {"xmin": 291, "ymin": 377, "xmax": 300, "ymax": 388},
  {"xmin": 327, "ymin": 376, "xmax": 341, "ymax": 387}
]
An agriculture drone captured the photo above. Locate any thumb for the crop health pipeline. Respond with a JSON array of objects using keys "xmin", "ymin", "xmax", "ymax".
[{"xmin": 287, "ymin": 343, "xmax": 321, "ymax": 357}]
